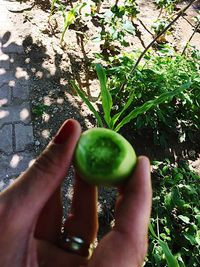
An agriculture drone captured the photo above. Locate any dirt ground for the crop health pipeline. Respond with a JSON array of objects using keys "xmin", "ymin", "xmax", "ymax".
[{"xmin": 5, "ymin": 0, "xmax": 200, "ymax": 236}]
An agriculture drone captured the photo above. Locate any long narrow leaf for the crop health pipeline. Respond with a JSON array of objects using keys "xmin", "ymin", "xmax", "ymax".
[
  {"xmin": 149, "ymin": 223, "xmax": 180, "ymax": 267},
  {"xmin": 111, "ymin": 92, "xmax": 135, "ymax": 128},
  {"xmin": 149, "ymin": 223, "xmax": 158, "ymax": 239},
  {"xmin": 96, "ymin": 64, "xmax": 113, "ymax": 127},
  {"xmin": 71, "ymin": 81, "xmax": 104, "ymax": 127},
  {"xmin": 158, "ymin": 239, "xmax": 180, "ymax": 267},
  {"xmin": 114, "ymin": 82, "xmax": 191, "ymax": 132}
]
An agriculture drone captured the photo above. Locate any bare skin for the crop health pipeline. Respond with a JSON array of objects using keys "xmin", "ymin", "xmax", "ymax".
[{"xmin": 0, "ymin": 119, "xmax": 152, "ymax": 267}]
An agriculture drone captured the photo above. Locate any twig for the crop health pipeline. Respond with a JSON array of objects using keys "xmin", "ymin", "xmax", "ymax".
[
  {"xmin": 181, "ymin": 20, "xmax": 200, "ymax": 55},
  {"xmin": 138, "ymin": 18, "xmax": 154, "ymax": 37},
  {"xmin": 132, "ymin": 21, "xmax": 146, "ymax": 48},
  {"xmin": 117, "ymin": 0, "xmax": 197, "ymax": 93},
  {"xmin": 182, "ymin": 15, "xmax": 195, "ymax": 28},
  {"xmin": 129, "ymin": 0, "xmax": 196, "ymax": 76},
  {"xmin": 158, "ymin": 7, "xmax": 163, "ymax": 19}
]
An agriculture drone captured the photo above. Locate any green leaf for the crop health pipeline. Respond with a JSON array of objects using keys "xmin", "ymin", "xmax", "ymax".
[
  {"xmin": 174, "ymin": 173, "xmax": 183, "ymax": 183},
  {"xmin": 114, "ymin": 82, "xmax": 191, "ymax": 132},
  {"xmin": 164, "ymin": 192, "xmax": 172, "ymax": 207},
  {"xmin": 176, "ymin": 254, "xmax": 186, "ymax": 267},
  {"xmin": 149, "ymin": 223, "xmax": 180, "ymax": 267},
  {"xmin": 184, "ymin": 233, "xmax": 197, "ymax": 245},
  {"xmin": 196, "ymin": 230, "xmax": 200, "ymax": 245},
  {"xmin": 178, "ymin": 215, "xmax": 190, "ymax": 224},
  {"xmin": 65, "ymin": 10, "xmax": 76, "ymax": 27},
  {"xmin": 123, "ymin": 20, "xmax": 135, "ymax": 34},
  {"xmin": 111, "ymin": 92, "xmax": 135, "ymax": 128},
  {"xmin": 96, "ymin": 64, "xmax": 113, "ymax": 127},
  {"xmin": 70, "ymin": 81, "xmax": 104, "ymax": 127},
  {"xmin": 158, "ymin": 239, "xmax": 180, "ymax": 267},
  {"xmin": 195, "ymin": 214, "xmax": 200, "ymax": 226},
  {"xmin": 149, "ymin": 222, "xmax": 158, "ymax": 239}
]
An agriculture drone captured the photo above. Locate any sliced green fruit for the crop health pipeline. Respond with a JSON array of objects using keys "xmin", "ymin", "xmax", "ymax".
[{"xmin": 74, "ymin": 128, "xmax": 137, "ymax": 186}]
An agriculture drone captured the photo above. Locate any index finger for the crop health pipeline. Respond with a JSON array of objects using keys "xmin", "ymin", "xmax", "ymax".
[{"xmin": 0, "ymin": 120, "xmax": 81, "ymax": 226}]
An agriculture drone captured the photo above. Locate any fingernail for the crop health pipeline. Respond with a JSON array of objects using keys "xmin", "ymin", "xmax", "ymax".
[{"xmin": 53, "ymin": 120, "xmax": 75, "ymax": 144}]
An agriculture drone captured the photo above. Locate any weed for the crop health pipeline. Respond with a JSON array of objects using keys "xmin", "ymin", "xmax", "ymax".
[
  {"xmin": 147, "ymin": 160, "xmax": 200, "ymax": 266},
  {"xmin": 32, "ymin": 103, "xmax": 48, "ymax": 117},
  {"xmin": 71, "ymin": 47, "xmax": 200, "ymax": 146}
]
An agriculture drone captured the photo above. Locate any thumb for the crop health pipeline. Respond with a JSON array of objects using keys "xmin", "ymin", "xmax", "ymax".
[{"xmin": 1, "ymin": 119, "xmax": 81, "ymax": 224}]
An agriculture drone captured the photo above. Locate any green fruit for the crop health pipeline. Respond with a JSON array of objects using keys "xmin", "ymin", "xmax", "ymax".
[{"xmin": 74, "ymin": 128, "xmax": 137, "ymax": 186}]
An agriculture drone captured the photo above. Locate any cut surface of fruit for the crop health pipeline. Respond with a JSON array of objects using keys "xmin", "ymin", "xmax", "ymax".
[{"xmin": 74, "ymin": 128, "xmax": 137, "ymax": 186}]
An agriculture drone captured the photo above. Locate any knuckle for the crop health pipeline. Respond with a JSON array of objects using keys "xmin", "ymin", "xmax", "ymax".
[{"xmin": 33, "ymin": 147, "xmax": 60, "ymax": 177}]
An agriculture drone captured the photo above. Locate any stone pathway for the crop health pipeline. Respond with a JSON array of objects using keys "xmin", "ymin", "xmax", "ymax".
[{"xmin": 0, "ymin": 0, "xmax": 35, "ymax": 191}]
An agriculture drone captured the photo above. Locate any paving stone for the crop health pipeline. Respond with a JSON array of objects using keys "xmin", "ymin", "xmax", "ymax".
[
  {"xmin": 15, "ymin": 123, "xmax": 34, "ymax": 151},
  {"xmin": 0, "ymin": 83, "xmax": 11, "ymax": 106},
  {"xmin": 1, "ymin": 43, "xmax": 24, "ymax": 54},
  {"xmin": 0, "ymin": 103, "xmax": 31, "ymax": 126},
  {"xmin": 0, "ymin": 124, "xmax": 12, "ymax": 154},
  {"xmin": 0, "ymin": 60, "xmax": 10, "ymax": 69},
  {"xmin": 13, "ymin": 85, "xmax": 29, "ymax": 100},
  {"xmin": 12, "ymin": 82, "xmax": 29, "ymax": 100},
  {"xmin": 0, "ymin": 0, "xmax": 35, "ymax": 184},
  {"xmin": 0, "ymin": 152, "xmax": 35, "ymax": 180},
  {"xmin": 0, "ymin": 71, "xmax": 15, "ymax": 87},
  {"xmin": 0, "ymin": 179, "xmax": 7, "ymax": 191},
  {"xmin": 0, "ymin": 53, "xmax": 10, "ymax": 69},
  {"xmin": 0, "ymin": 177, "xmax": 16, "ymax": 192}
]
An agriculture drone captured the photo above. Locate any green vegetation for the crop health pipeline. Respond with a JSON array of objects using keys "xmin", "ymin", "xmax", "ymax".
[
  {"xmin": 32, "ymin": 103, "xmax": 49, "ymax": 117},
  {"xmin": 106, "ymin": 49, "xmax": 200, "ymax": 145},
  {"xmin": 45, "ymin": 0, "xmax": 200, "ymax": 265},
  {"xmin": 49, "ymin": 0, "xmax": 86, "ymax": 44},
  {"xmin": 148, "ymin": 160, "xmax": 200, "ymax": 266},
  {"xmin": 73, "ymin": 48, "xmax": 199, "ymax": 146}
]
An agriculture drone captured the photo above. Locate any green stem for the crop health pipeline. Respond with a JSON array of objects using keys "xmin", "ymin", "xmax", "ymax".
[
  {"xmin": 117, "ymin": 0, "xmax": 197, "ymax": 93},
  {"xmin": 129, "ymin": 0, "xmax": 196, "ymax": 75},
  {"xmin": 181, "ymin": 20, "xmax": 200, "ymax": 55}
]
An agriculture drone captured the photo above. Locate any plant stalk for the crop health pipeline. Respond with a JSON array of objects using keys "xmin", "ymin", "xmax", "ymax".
[
  {"xmin": 118, "ymin": 0, "xmax": 197, "ymax": 92},
  {"xmin": 181, "ymin": 20, "xmax": 200, "ymax": 55},
  {"xmin": 130, "ymin": 0, "xmax": 196, "ymax": 75},
  {"xmin": 138, "ymin": 18, "xmax": 154, "ymax": 37}
]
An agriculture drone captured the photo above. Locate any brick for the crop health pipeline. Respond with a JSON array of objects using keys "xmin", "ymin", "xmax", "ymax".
[
  {"xmin": 0, "ymin": 179, "xmax": 6, "ymax": 191},
  {"xmin": 0, "ymin": 83, "xmax": 11, "ymax": 106},
  {"xmin": 0, "ymin": 53, "xmax": 10, "ymax": 69},
  {"xmin": 15, "ymin": 123, "xmax": 34, "ymax": 151},
  {"xmin": 0, "ymin": 124, "xmax": 12, "ymax": 154},
  {"xmin": 12, "ymin": 82, "xmax": 29, "ymax": 100},
  {"xmin": 0, "ymin": 152, "xmax": 35, "ymax": 180},
  {"xmin": 0, "ymin": 71, "xmax": 15, "ymax": 87},
  {"xmin": 0, "ymin": 103, "xmax": 31, "ymax": 126},
  {"xmin": 2, "ymin": 43, "xmax": 24, "ymax": 54},
  {"xmin": 0, "ymin": 60, "xmax": 10, "ymax": 69}
]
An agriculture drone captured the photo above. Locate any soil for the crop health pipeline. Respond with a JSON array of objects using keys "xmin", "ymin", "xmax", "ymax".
[{"xmin": 6, "ymin": 0, "xmax": 200, "ymax": 237}]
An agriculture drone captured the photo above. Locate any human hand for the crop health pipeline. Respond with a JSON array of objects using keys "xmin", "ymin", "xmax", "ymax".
[{"xmin": 0, "ymin": 119, "xmax": 152, "ymax": 267}]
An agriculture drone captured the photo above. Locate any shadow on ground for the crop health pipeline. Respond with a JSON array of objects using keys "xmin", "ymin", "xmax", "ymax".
[{"xmin": 0, "ymin": 29, "xmax": 117, "ymax": 239}]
